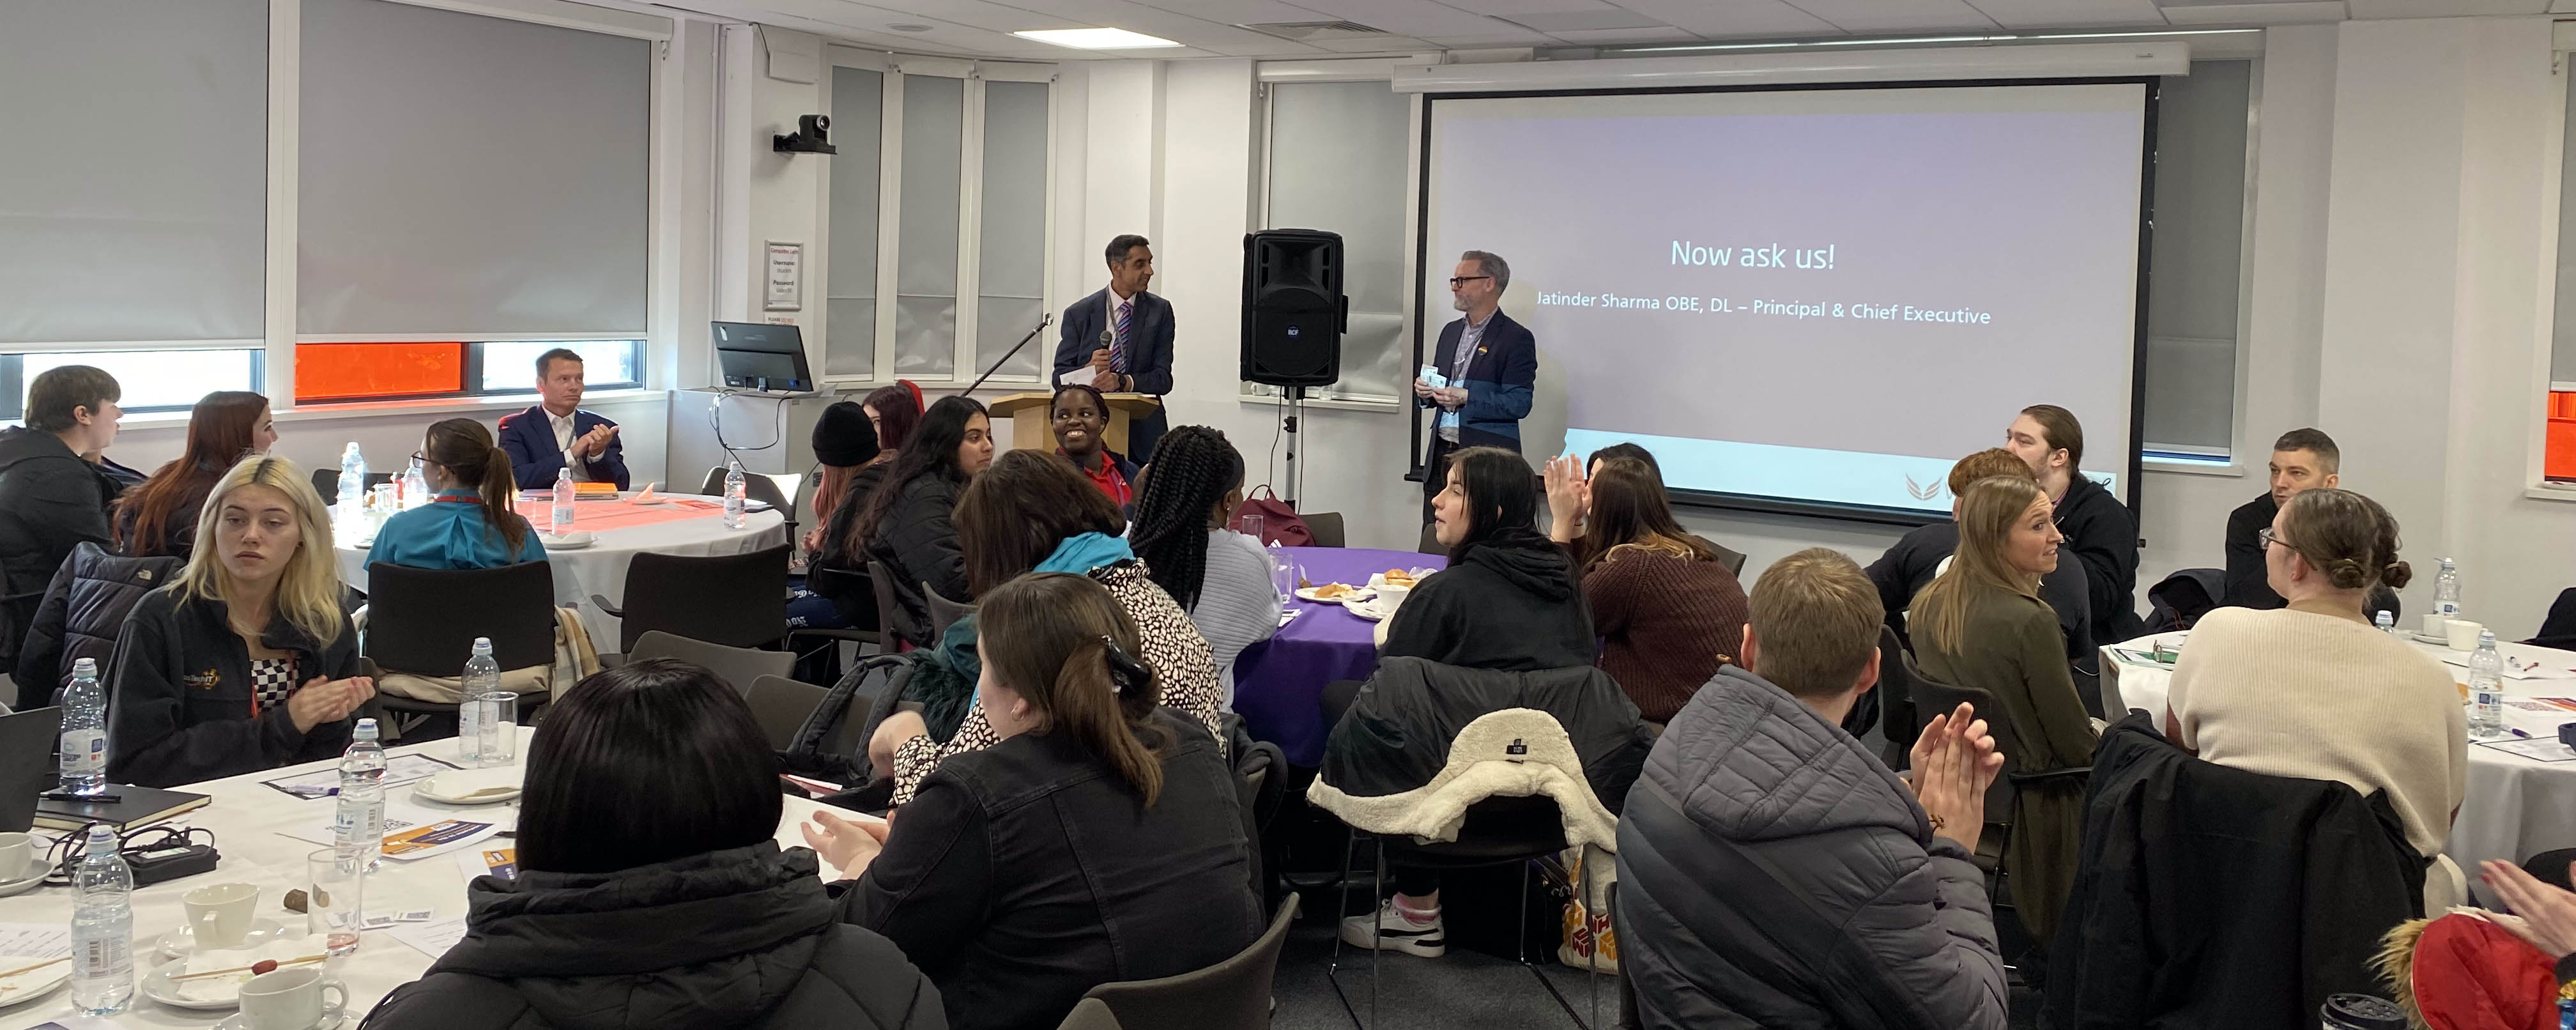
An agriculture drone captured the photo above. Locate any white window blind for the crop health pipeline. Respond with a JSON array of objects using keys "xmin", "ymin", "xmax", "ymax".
[
  {"xmin": 976, "ymin": 81, "xmax": 1050, "ymax": 380},
  {"xmin": 2140, "ymin": 59, "xmax": 2253, "ymax": 456},
  {"xmin": 298, "ymin": 0, "xmax": 648, "ymax": 337},
  {"xmin": 0, "ymin": 0, "xmax": 267, "ymax": 346},
  {"xmin": 2552, "ymin": 68, "xmax": 2576, "ymax": 384},
  {"xmin": 1262, "ymin": 80, "xmax": 1411, "ymax": 403},
  {"xmin": 894, "ymin": 75, "xmax": 965, "ymax": 377},
  {"xmin": 827, "ymin": 65, "xmax": 885, "ymax": 378}
]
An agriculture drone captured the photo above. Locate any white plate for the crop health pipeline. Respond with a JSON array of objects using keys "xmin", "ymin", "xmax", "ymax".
[
  {"xmin": 217, "ymin": 1010, "xmax": 343, "ymax": 1030},
  {"xmin": 1344, "ymin": 599, "xmax": 1395, "ymax": 622},
  {"xmin": 143, "ymin": 955, "xmax": 251, "ymax": 1010},
  {"xmin": 0, "ymin": 958, "xmax": 70, "ymax": 1010},
  {"xmin": 414, "ymin": 767, "xmax": 524, "ymax": 806},
  {"xmin": 158, "ymin": 918, "xmax": 289, "ymax": 962},
  {"xmin": 0, "ymin": 853, "xmax": 50, "ymax": 898},
  {"xmin": 1366, "ymin": 570, "xmax": 1431, "ymax": 590},
  {"xmin": 1294, "ymin": 585, "xmax": 1376, "ymax": 604}
]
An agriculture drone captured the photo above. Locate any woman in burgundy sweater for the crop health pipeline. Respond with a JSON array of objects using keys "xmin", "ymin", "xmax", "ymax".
[{"xmin": 1545, "ymin": 454, "xmax": 1750, "ymax": 724}]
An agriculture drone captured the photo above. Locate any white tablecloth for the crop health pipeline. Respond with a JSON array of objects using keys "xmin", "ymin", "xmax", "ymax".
[
  {"xmin": 2104, "ymin": 631, "xmax": 2576, "ymax": 899},
  {"xmin": 332, "ymin": 495, "xmax": 787, "ymax": 649},
  {"xmin": 0, "ymin": 727, "xmax": 838, "ymax": 1025}
]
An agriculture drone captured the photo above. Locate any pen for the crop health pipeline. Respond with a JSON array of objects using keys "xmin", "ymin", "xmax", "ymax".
[{"xmin": 2511, "ymin": 728, "xmax": 2533, "ymax": 739}]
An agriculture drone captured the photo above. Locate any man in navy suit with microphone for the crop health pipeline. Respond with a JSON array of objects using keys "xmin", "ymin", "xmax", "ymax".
[{"xmin": 1052, "ymin": 234, "xmax": 1172, "ymax": 461}]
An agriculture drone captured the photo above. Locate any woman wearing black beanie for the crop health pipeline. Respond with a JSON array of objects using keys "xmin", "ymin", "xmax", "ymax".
[{"xmin": 788, "ymin": 401, "xmax": 884, "ymax": 633}]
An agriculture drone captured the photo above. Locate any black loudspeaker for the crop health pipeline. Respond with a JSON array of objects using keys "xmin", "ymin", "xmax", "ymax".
[{"xmin": 1241, "ymin": 229, "xmax": 1347, "ymax": 387}]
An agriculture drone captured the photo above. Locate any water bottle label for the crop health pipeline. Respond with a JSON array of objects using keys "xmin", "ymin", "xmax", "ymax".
[
  {"xmin": 60, "ymin": 730, "xmax": 105, "ymax": 774},
  {"xmin": 80, "ymin": 934, "xmax": 130, "ymax": 979}
]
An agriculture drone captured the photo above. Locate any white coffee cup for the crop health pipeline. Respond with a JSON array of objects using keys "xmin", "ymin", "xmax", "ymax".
[
  {"xmin": 2446, "ymin": 619, "xmax": 2487, "ymax": 652},
  {"xmin": 1374, "ymin": 583, "xmax": 1411, "ymax": 610},
  {"xmin": 182, "ymin": 882, "xmax": 260, "ymax": 949},
  {"xmin": 0, "ymin": 832, "xmax": 33, "ymax": 879},
  {"xmin": 238, "ymin": 967, "xmax": 346, "ymax": 1030},
  {"xmin": 2426, "ymin": 612, "xmax": 2451, "ymax": 638}
]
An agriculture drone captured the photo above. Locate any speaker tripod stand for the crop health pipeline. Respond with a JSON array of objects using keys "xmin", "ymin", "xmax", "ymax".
[{"xmin": 1277, "ymin": 385, "xmax": 1307, "ymax": 508}]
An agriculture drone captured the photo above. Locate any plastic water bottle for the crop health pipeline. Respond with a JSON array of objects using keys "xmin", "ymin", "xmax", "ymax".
[
  {"xmin": 723, "ymin": 458, "xmax": 747, "ymax": 531},
  {"xmin": 551, "ymin": 466, "xmax": 576, "ymax": 535},
  {"xmin": 2469, "ymin": 631, "xmax": 2506, "ymax": 737},
  {"xmin": 2375, "ymin": 610, "xmax": 2396, "ymax": 638},
  {"xmin": 402, "ymin": 456, "xmax": 429, "ymax": 511},
  {"xmin": 338, "ymin": 443, "xmax": 366, "ymax": 525},
  {"xmin": 461, "ymin": 639, "xmax": 503, "ymax": 767},
  {"xmin": 58, "ymin": 657, "xmax": 108, "ymax": 796},
  {"xmin": 68, "ymin": 825, "xmax": 134, "ymax": 1015},
  {"xmin": 459, "ymin": 638, "xmax": 498, "ymax": 764},
  {"xmin": 2435, "ymin": 558, "xmax": 2462, "ymax": 621},
  {"xmin": 333, "ymin": 719, "xmax": 386, "ymax": 873}
]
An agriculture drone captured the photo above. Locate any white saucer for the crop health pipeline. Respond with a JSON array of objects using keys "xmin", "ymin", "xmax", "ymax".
[
  {"xmin": 217, "ymin": 1010, "xmax": 342, "ymax": 1030},
  {"xmin": 1343, "ymin": 598, "xmax": 1395, "ymax": 622},
  {"xmin": 1294, "ymin": 585, "xmax": 1376, "ymax": 604},
  {"xmin": 0, "ymin": 958, "xmax": 70, "ymax": 1010},
  {"xmin": 0, "ymin": 853, "xmax": 51, "ymax": 897},
  {"xmin": 144, "ymin": 955, "xmax": 255, "ymax": 1010},
  {"xmin": 413, "ymin": 767, "xmax": 523, "ymax": 806},
  {"xmin": 159, "ymin": 918, "xmax": 290, "ymax": 961},
  {"xmin": 536, "ymin": 531, "xmax": 596, "ymax": 550}
]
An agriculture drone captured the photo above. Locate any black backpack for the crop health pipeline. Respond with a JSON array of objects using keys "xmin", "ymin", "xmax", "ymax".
[{"xmin": 779, "ymin": 651, "xmax": 924, "ymax": 797}]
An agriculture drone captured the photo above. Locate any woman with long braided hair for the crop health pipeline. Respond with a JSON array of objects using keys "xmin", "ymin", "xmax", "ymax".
[{"xmin": 1125, "ymin": 426, "xmax": 1278, "ymax": 703}]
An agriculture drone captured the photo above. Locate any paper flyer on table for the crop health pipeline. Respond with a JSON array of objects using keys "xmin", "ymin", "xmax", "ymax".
[
  {"xmin": 455, "ymin": 846, "xmax": 518, "ymax": 882},
  {"xmin": 259, "ymin": 753, "xmax": 461, "ymax": 799},
  {"xmin": 390, "ymin": 916, "xmax": 470, "ymax": 960},
  {"xmin": 282, "ymin": 803, "xmax": 500, "ymax": 861},
  {"xmin": 0, "ymin": 923, "xmax": 72, "ymax": 958},
  {"xmin": 2479, "ymin": 736, "xmax": 2576, "ymax": 762}
]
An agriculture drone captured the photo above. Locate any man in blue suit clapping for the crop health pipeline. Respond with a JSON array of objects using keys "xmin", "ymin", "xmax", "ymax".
[
  {"xmin": 498, "ymin": 348, "xmax": 630, "ymax": 491},
  {"xmin": 1052, "ymin": 234, "xmax": 1172, "ymax": 462}
]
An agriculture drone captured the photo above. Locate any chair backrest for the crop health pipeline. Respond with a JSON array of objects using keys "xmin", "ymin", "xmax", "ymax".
[
  {"xmin": 312, "ymin": 469, "xmax": 396, "ymax": 501},
  {"xmin": 1874, "ymin": 626, "xmax": 1918, "ymax": 770},
  {"xmin": 1910, "ymin": 675, "xmax": 2018, "ymax": 826},
  {"xmin": 804, "ymin": 564, "xmax": 880, "ymax": 640},
  {"xmin": 1055, "ymin": 998, "xmax": 1123, "ymax": 1030},
  {"xmin": 615, "ymin": 544, "xmax": 790, "ymax": 652},
  {"xmin": 364, "ymin": 562, "xmax": 556, "ymax": 675},
  {"xmin": 744, "ymin": 673, "xmax": 827, "ymax": 750},
  {"xmin": 1082, "ymin": 895, "xmax": 1300, "ymax": 1030},
  {"xmin": 866, "ymin": 558, "xmax": 916, "ymax": 647},
  {"xmin": 923, "ymin": 581, "xmax": 974, "ymax": 642},
  {"xmin": 1692, "ymin": 534, "xmax": 1749, "ymax": 578},
  {"xmin": 1417, "ymin": 523, "xmax": 1445, "ymax": 555},
  {"xmin": 627, "ymin": 630, "xmax": 795, "ymax": 698},
  {"xmin": 1303, "ymin": 511, "xmax": 1346, "ymax": 549}
]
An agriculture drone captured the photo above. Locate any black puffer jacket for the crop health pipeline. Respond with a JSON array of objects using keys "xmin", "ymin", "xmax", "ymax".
[
  {"xmin": 2055, "ymin": 475, "xmax": 2140, "ymax": 647},
  {"xmin": 0, "ymin": 426, "xmax": 116, "ymax": 663},
  {"xmin": 364, "ymin": 843, "xmax": 943, "ymax": 1030},
  {"xmin": 864, "ymin": 473, "xmax": 969, "ymax": 646},
  {"xmin": 12, "ymin": 542, "xmax": 180, "ymax": 709},
  {"xmin": 1381, "ymin": 530, "xmax": 1593, "ymax": 671},
  {"xmin": 1317, "ymin": 656, "xmax": 1651, "ymax": 816}
]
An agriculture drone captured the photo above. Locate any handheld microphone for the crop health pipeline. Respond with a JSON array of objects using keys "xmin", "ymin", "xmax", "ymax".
[{"xmin": 1100, "ymin": 328, "xmax": 1114, "ymax": 350}]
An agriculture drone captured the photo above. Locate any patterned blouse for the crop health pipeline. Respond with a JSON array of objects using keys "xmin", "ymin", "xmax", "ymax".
[{"xmin": 890, "ymin": 560, "xmax": 1225, "ymax": 806}]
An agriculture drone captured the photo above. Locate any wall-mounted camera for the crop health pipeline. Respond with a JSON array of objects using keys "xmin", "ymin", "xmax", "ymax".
[{"xmin": 774, "ymin": 114, "xmax": 836, "ymax": 155}]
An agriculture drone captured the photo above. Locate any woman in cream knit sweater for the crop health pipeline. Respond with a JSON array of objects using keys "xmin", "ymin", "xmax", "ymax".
[{"xmin": 2165, "ymin": 487, "xmax": 2467, "ymax": 909}]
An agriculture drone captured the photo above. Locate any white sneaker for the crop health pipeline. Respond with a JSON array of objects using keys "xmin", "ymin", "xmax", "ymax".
[{"xmin": 1339, "ymin": 898, "xmax": 1446, "ymax": 958}]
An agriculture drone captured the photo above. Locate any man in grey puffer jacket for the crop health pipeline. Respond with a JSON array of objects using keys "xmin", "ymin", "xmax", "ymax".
[{"xmin": 1616, "ymin": 548, "xmax": 2011, "ymax": 1029}]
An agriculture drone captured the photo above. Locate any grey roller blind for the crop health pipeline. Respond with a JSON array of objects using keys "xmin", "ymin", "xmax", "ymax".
[
  {"xmin": 827, "ymin": 66, "xmax": 885, "ymax": 378},
  {"xmin": 1266, "ymin": 81, "xmax": 1409, "ymax": 402},
  {"xmin": 0, "ymin": 0, "xmax": 267, "ymax": 345},
  {"xmin": 2554, "ymin": 69, "xmax": 2576, "ymax": 384},
  {"xmin": 298, "ymin": 0, "xmax": 648, "ymax": 336},
  {"xmin": 894, "ymin": 75, "xmax": 963, "ymax": 377},
  {"xmin": 976, "ymin": 81, "xmax": 1049, "ymax": 380},
  {"xmin": 2140, "ymin": 59, "xmax": 2252, "ymax": 454}
]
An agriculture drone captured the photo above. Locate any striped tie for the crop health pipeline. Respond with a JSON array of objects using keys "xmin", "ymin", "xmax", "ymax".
[{"xmin": 1110, "ymin": 300, "xmax": 1132, "ymax": 373}]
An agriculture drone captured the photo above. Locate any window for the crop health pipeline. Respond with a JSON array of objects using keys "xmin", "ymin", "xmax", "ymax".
[
  {"xmin": 2548, "ymin": 67, "xmax": 2576, "ymax": 482},
  {"xmin": 0, "ymin": 0, "xmax": 266, "ymax": 347},
  {"xmin": 1254, "ymin": 79, "xmax": 1413, "ymax": 403},
  {"xmin": 298, "ymin": 0, "xmax": 650, "ymax": 338},
  {"xmin": 3, "ymin": 350, "xmax": 264, "ymax": 422},
  {"xmin": 822, "ymin": 53, "xmax": 1055, "ymax": 383},
  {"xmin": 2140, "ymin": 59, "xmax": 2255, "ymax": 461},
  {"xmin": 293, "ymin": 340, "xmax": 640, "ymax": 404}
]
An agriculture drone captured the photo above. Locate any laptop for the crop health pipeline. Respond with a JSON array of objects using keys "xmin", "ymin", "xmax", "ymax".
[{"xmin": 0, "ymin": 707, "xmax": 63, "ymax": 833}]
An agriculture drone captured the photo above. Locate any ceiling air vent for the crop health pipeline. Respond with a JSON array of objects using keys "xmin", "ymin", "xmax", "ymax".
[{"xmin": 1237, "ymin": 20, "xmax": 1390, "ymax": 42}]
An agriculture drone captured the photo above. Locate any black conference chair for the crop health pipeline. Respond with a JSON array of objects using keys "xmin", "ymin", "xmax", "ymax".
[
  {"xmin": 790, "ymin": 564, "xmax": 882, "ymax": 684},
  {"xmin": 592, "ymin": 544, "xmax": 790, "ymax": 654},
  {"xmin": 924, "ymin": 583, "xmax": 974, "ymax": 643},
  {"xmin": 1304, "ymin": 511, "xmax": 1347, "ymax": 549},
  {"xmin": 627, "ymin": 630, "xmax": 795, "ymax": 698},
  {"xmin": 1911, "ymin": 674, "xmax": 2089, "ymax": 948},
  {"xmin": 313, "ymin": 469, "xmax": 396, "ymax": 502},
  {"xmin": 1055, "ymin": 999, "xmax": 1123, "ymax": 1030},
  {"xmin": 1875, "ymin": 626, "xmax": 1920, "ymax": 771},
  {"xmin": 744, "ymin": 673, "xmax": 827, "ymax": 750},
  {"xmin": 866, "ymin": 559, "xmax": 930, "ymax": 649},
  {"xmin": 362, "ymin": 561, "xmax": 557, "ymax": 741},
  {"xmin": 1082, "ymin": 895, "xmax": 1301, "ymax": 1030}
]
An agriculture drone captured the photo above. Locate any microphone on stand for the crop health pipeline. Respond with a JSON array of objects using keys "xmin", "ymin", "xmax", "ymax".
[
  {"xmin": 959, "ymin": 312, "xmax": 1052, "ymax": 396},
  {"xmin": 1099, "ymin": 330, "xmax": 1116, "ymax": 388}
]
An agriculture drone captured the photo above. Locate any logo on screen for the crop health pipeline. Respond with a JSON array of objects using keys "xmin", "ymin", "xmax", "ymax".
[{"xmin": 1904, "ymin": 475, "xmax": 1943, "ymax": 502}]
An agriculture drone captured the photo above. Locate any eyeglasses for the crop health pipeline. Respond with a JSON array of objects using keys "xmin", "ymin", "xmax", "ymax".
[
  {"xmin": 409, "ymin": 451, "xmax": 427, "ymax": 465},
  {"xmin": 1447, "ymin": 275, "xmax": 1492, "ymax": 287},
  {"xmin": 2256, "ymin": 527, "xmax": 2294, "ymax": 551}
]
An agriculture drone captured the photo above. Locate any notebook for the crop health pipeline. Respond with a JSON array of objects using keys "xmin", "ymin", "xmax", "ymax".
[
  {"xmin": 0, "ymin": 707, "xmax": 63, "ymax": 833},
  {"xmin": 33, "ymin": 780, "xmax": 210, "ymax": 833}
]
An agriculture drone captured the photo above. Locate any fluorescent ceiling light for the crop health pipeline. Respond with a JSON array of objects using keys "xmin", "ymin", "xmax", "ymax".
[
  {"xmin": 1620, "ymin": 27, "xmax": 2258, "ymax": 54},
  {"xmin": 1013, "ymin": 27, "xmax": 1181, "ymax": 49}
]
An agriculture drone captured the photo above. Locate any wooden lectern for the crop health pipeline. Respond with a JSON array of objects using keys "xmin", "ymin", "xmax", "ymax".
[{"xmin": 985, "ymin": 392, "xmax": 1162, "ymax": 455}]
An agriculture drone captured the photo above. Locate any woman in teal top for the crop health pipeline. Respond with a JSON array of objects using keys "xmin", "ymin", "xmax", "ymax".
[{"xmin": 366, "ymin": 419, "xmax": 546, "ymax": 571}]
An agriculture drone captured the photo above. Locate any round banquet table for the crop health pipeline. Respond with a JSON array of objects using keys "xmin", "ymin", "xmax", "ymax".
[
  {"xmin": 0, "ymin": 726, "xmax": 844, "ymax": 1026},
  {"xmin": 2103, "ymin": 629, "xmax": 2576, "ymax": 903},
  {"xmin": 1231, "ymin": 546, "xmax": 1446, "ymax": 767},
  {"xmin": 332, "ymin": 493, "xmax": 788, "ymax": 649}
]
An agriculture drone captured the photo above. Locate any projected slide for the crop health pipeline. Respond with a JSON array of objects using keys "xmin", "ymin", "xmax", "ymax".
[{"xmin": 1422, "ymin": 82, "xmax": 2147, "ymax": 516}]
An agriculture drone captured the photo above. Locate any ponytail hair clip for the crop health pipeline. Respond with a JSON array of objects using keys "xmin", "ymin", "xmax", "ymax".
[{"xmin": 1098, "ymin": 635, "xmax": 1149, "ymax": 694}]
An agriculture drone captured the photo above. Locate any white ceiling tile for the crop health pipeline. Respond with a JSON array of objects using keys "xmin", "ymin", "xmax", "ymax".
[
  {"xmin": 1432, "ymin": 0, "xmax": 1617, "ymax": 15},
  {"xmin": 1961, "ymin": 0, "xmax": 2168, "ymax": 29},
  {"xmin": 1126, "ymin": 0, "xmax": 1349, "ymax": 19},
  {"xmin": 1260, "ymin": 0, "xmax": 1522, "ymax": 34},
  {"xmin": 1496, "ymin": 9, "xmax": 1668, "ymax": 31},
  {"xmin": 1606, "ymin": 0, "xmax": 1841, "ymax": 38},
  {"xmin": 2156, "ymin": 1, "xmax": 2343, "ymax": 24},
  {"xmin": 2346, "ymin": 0, "xmax": 2543, "ymax": 14},
  {"xmin": 1782, "ymin": 0, "xmax": 2004, "ymax": 32},
  {"xmin": 2555, "ymin": 0, "xmax": 2576, "ymax": 12},
  {"xmin": 1301, "ymin": 33, "xmax": 1447, "ymax": 49},
  {"xmin": 1544, "ymin": 25, "xmax": 1703, "ymax": 41}
]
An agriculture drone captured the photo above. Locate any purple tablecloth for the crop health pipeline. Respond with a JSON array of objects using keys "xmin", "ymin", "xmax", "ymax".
[{"xmin": 1232, "ymin": 546, "xmax": 1445, "ymax": 765}]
